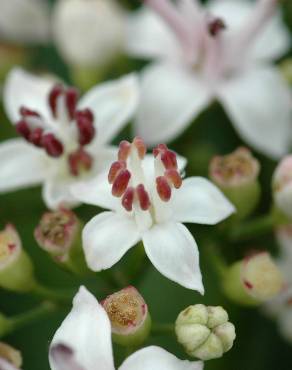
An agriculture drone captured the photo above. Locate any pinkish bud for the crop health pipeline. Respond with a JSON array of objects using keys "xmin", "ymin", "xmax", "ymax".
[
  {"xmin": 209, "ymin": 148, "xmax": 260, "ymax": 220},
  {"xmin": 273, "ymin": 155, "xmax": 292, "ymax": 219},
  {"xmin": 102, "ymin": 286, "xmax": 151, "ymax": 346}
]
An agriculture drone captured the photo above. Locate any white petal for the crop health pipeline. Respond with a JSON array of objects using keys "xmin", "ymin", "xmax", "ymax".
[
  {"xmin": 0, "ymin": 138, "xmax": 46, "ymax": 193},
  {"xmin": 135, "ymin": 63, "xmax": 210, "ymax": 145},
  {"xmin": 208, "ymin": 0, "xmax": 290, "ymax": 61},
  {"xmin": 143, "ymin": 222, "xmax": 203, "ymax": 292},
  {"xmin": 0, "ymin": 359, "xmax": 22, "ymax": 370},
  {"xmin": 3, "ymin": 68, "xmax": 54, "ymax": 123},
  {"xmin": 78, "ymin": 74, "xmax": 139, "ymax": 144},
  {"xmin": 49, "ymin": 286, "xmax": 115, "ymax": 370},
  {"xmin": 119, "ymin": 346, "xmax": 203, "ymax": 370},
  {"xmin": 71, "ymin": 172, "xmax": 120, "ymax": 210},
  {"xmin": 49, "ymin": 344, "xmax": 85, "ymax": 370},
  {"xmin": 218, "ymin": 66, "xmax": 292, "ymax": 159},
  {"xmin": 172, "ymin": 177, "xmax": 235, "ymax": 225},
  {"xmin": 0, "ymin": 0, "xmax": 50, "ymax": 44},
  {"xmin": 82, "ymin": 212, "xmax": 140, "ymax": 271},
  {"xmin": 43, "ymin": 177, "xmax": 80, "ymax": 210},
  {"xmin": 126, "ymin": 8, "xmax": 182, "ymax": 61}
]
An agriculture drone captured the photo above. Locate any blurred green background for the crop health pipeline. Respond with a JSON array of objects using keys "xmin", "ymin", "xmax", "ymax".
[{"xmin": 0, "ymin": 0, "xmax": 292, "ymax": 369}]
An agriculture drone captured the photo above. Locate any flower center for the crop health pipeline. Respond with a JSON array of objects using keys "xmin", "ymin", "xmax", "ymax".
[
  {"xmin": 108, "ymin": 137, "xmax": 182, "ymax": 215},
  {"xmin": 15, "ymin": 84, "xmax": 96, "ymax": 177}
]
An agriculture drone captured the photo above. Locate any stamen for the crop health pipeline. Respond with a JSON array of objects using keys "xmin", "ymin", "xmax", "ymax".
[
  {"xmin": 65, "ymin": 88, "xmax": 79, "ymax": 120},
  {"xmin": 29, "ymin": 127, "xmax": 44, "ymax": 147},
  {"xmin": 136, "ymin": 184, "xmax": 151, "ymax": 210},
  {"xmin": 153, "ymin": 144, "xmax": 178, "ymax": 170},
  {"xmin": 20, "ymin": 107, "xmax": 41, "ymax": 118},
  {"xmin": 208, "ymin": 18, "xmax": 226, "ymax": 37},
  {"xmin": 112, "ymin": 170, "xmax": 131, "ymax": 197},
  {"xmin": 122, "ymin": 187, "xmax": 135, "ymax": 211},
  {"xmin": 76, "ymin": 109, "xmax": 95, "ymax": 145},
  {"xmin": 156, "ymin": 176, "xmax": 172, "ymax": 201},
  {"xmin": 42, "ymin": 133, "xmax": 64, "ymax": 157},
  {"xmin": 108, "ymin": 160, "xmax": 127, "ymax": 184},
  {"xmin": 133, "ymin": 136, "xmax": 146, "ymax": 159},
  {"xmin": 68, "ymin": 148, "xmax": 93, "ymax": 177},
  {"xmin": 49, "ymin": 84, "xmax": 64, "ymax": 118},
  {"xmin": 165, "ymin": 169, "xmax": 182, "ymax": 189},
  {"xmin": 16, "ymin": 120, "xmax": 31, "ymax": 140},
  {"xmin": 118, "ymin": 140, "xmax": 131, "ymax": 161}
]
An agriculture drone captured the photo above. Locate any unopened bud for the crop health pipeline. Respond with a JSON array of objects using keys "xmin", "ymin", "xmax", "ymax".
[
  {"xmin": 222, "ymin": 252, "xmax": 283, "ymax": 305},
  {"xmin": 0, "ymin": 343, "xmax": 22, "ymax": 369},
  {"xmin": 175, "ymin": 304, "xmax": 236, "ymax": 361},
  {"xmin": 34, "ymin": 209, "xmax": 89, "ymax": 276},
  {"xmin": 209, "ymin": 148, "xmax": 260, "ymax": 220},
  {"xmin": 0, "ymin": 225, "xmax": 35, "ymax": 293},
  {"xmin": 273, "ymin": 155, "xmax": 292, "ymax": 219},
  {"xmin": 102, "ymin": 286, "xmax": 151, "ymax": 347}
]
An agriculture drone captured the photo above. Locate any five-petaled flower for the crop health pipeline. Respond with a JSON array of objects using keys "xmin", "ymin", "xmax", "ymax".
[
  {"xmin": 0, "ymin": 68, "xmax": 139, "ymax": 209},
  {"xmin": 127, "ymin": 0, "xmax": 292, "ymax": 158},
  {"xmin": 72, "ymin": 137, "xmax": 235, "ymax": 292},
  {"xmin": 49, "ymin": 286, "xmax": 204, "ymax": 370}
]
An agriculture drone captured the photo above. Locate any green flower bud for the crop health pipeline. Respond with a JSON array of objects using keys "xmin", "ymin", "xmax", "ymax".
[
  {"xmin": 273, "ymin": 155, "xmax": 292, "ymax": 219},
  {"xmin": 0, "ymin": 342, "xmax": 22, "ymax": 369},
  {"xmin": 175, "ymin": 304, "xmax": 236, "ymax": 361},
  {"xmin": 222, "ymin": 252, "xmax": 284, "ymax": 306},
  {"xmin": 209, "ymin": 147, "xmax": 260, "ymax": 220},
  {"xmin": 102, "ymin": 286, "xmax": 151, "ymax": 347},
  {"xmin": 34, "ymin": 209, "xmax": 89, "ymax": 276},
  {"xmin": 0, "ymin": 225, "xmax": 36, "ymax": 293}
]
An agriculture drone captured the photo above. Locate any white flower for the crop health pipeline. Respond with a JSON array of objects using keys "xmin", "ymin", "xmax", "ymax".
[
  {"xmin": 128, "ymin": 0, "xmax": 292, "ymax": 158},
  {"xmin": 0, "ymin": 68, "xmax": 139, "ymax": 210},
  {"xmin": 49, "ymin": 286, "xmax": 204, "ymax": 370},
  {"xmin": 53, "ymin": 0, "xmax": 126, "ymax": 68},
  {"xmin": 72, "ymin": 138, "xmax": 235, "ymax": 292},
  {"xmin": 0, "ymin": 0, "xmax": 50, "ymax": 45}
]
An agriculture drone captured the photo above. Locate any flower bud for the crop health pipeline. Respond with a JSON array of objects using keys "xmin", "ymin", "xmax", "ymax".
[
  {"xmin": 34, "ymin": 209, "xmax": 89, "ymax": 276},
  {"xmin": 222, "ymin": 252, "xmax": 284, "ymax": 305},
  {"xmin": 175, "ymin": 304, "xmax": 236, "ymax": 361},
  {"xmin": 209, "ymin": 148, "xmax": 260, "ymax": 220},
  {"xmin": 0, "ymin": 342, "xmax": 22, "ymax": 369},
  {"xmin": 0, "ymin": 225, "xmax": 36, "ymax": 292},
  {"xmin": 102, "ymin": 286, "xmax": 151, "ymax": 347},
  {"xmin": 53, "ymin": 0, "xmax": 125, "ymax": 69},
  {"xmin": 273, "ymin": 155, "xmax": 292, "ymax": 219},
  {"xmin": 280, "ymin": 58, "xmax": 292, "ymax": 85}
]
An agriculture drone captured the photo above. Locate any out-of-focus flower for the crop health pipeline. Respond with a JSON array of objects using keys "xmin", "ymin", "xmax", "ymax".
[
  {"xmin": 49, "ymin": 286, "xmax": 204, "ymax": 370},
  {"xmin": 53, "ymin": 0, "xmax": 126, "ymax": 69},
  {"xmin": 175, "ymin": 304, "xmax": 236, "ymax": 361},
  {"xmin": 72, "ymin": 137, "xmax": 235, "ymax": 292},
  {"xmin": 101, "ymin": 286, "xmax": 151, "ymax": 347},
  {"xmin": 273, "ymin": 155, "xmax": 292, "ymax": 219},
  {"xmin": 128, "ymin": 0, "xmax": 292, "ymax": 158},
  {"xmin": 0, "ymin": 68, "xmax": 139, "ymax": 209},
  {"xmin": 223, "ymin": 251, "xmax": 284, "ymax": 305},
  {"xmin": 0, "ymin": 342, "xmax": 22, "ymax": 370},
  {"xmin": 209, "ymin": 147, "xmax": 260, "ymax": 220},
  {"xmin": 0, "ymin": 224, "xmax": 36, "ymax": 293},
  {"xmin": 0, "ymin": 0, "xmax": 50, "ymax": 45}
]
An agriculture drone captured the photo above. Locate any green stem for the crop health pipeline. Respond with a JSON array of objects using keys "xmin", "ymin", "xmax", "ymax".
[
  {"xmin": 32, "ymin": 282, "xmax": 74, "ymax": 304},
  {"xmin": 207, "ymin": 245, "xmax": 228, "ymax": 278},
  {"xmin": 228, "ymin": 210, "xmax": 284, "ymax": 242},
  {"xmin": 0, "ymin": 302, "xmax": 57, "ymax": 338},
  {"xmin": 152, "ymin": 323, "xmax": 175, "ymax": 336}
]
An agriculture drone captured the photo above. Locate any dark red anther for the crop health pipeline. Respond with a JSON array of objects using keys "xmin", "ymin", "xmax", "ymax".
[
  {"xmin": 20, "ymin": 106, "xmax": 41, "ymax": 118},
  {"xmin": 68, "ymin": 148, "xmax": 93, "ymax": 176},
  {"xmin": 122, "ymin": 187, "xmax": 135, "ymax": 211},
  {"xmin": 29, "ymin": 127, "xmax": 44, "ymax": 147},
  {"xmin": 42, "ymin": 133, "xmax": 64, "ymax": 157},
  {"xmin": 76, "ymin": 109, "xmax": 95, "ymax": 146},
  {"xmin": 66, "ymin": 87, "xmax": 79, "ymax": 120},
  {"xmin": 118, "ymin": 140, "xmax": 131, "ymax": 161},
  {"xmin": 112, "ymin": 169, "xmax": 131, "ymax": 197},
  {"xmin": 165, "ymin": 169, "xmax": 182, "ymax": 189},
  {"xmin": 49, "ymin": 84, "xmax": 63, "ymax": 118},
  {"xmin": 136, "ymin": 184, "xmax": 151, "ymax": 210},
  {"xmin": 208, "ymin": 18, "xmax": 226, "ymax": 37},
  {"xmin": 243, "ymin": 280, "xmax": 253, "ymax": 290},
  {"xmin": 156, "ymin": 176, "xmax": 172, "ymax": 202},
  {"xmin": 16, "ymin": 120, "xmax": 31, "ymax": 140},
  {"xmin": 153, "ymin": 144, "xmax": 168, "ymax": 157},
  {"xmin": 133, "ymin": 137, "xmax": 147, "ymax": 159},
  {"xmin": 161, "ymin": 150, "xmax": 177, "ymax": 170},
  {"xmin": 108, "ymin": 160, "xmax": 127, "ymax": 184}
]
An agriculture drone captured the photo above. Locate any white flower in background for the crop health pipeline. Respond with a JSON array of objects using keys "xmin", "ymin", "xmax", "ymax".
[
  {"xmin": 53, "ymin": 0, "xmax": 126, "ymax": 68},
  {"xmin": 49, "ymin": 286, "xmax": 204, "ymax": 370},
  {"xmin": 0, "ymin": 68, "xmax": 139, "ymax": 209},
  {"xmin": 0, "ymin": 0, "xmax": 50, "ymax": 45},
  {"xmin": 128, "ymin": 0, "xmax": 292, "ymax": 158},
  {"xmin": 72, "ymin": 138, "xmax": 235, "ymax": 292}
]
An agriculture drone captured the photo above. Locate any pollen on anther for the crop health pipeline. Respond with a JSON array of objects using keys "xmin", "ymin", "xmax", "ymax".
[
  {"xmin": 156, "ymin": 176, "xmax": 172, "ymax": 202},
  {"xmin": 112, "ymin": 170, "xmax": 131, "ymax": 197},
  {"xmin": 136, "ymin": 184, "xmax": 151, "ymax": 210},
  {"xmin": 122, "ymin": 187, "xmax": 135, "ymax": 211},
  {"xmin": 108, "ymin": 160, "xmax": 126, "ymax": 184}
]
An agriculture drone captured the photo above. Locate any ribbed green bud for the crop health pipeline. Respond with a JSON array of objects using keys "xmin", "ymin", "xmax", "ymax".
[
  {"xmin": 175, "ymin": 304, "xmax": 236, "ymax": 361},
  {"xmin": 102, "ymin": 286, "xmax": 151, "ymax": 347},
  {"xmin": 209, "ymin": 147, "xmax": 260, "ymax": 220}
]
